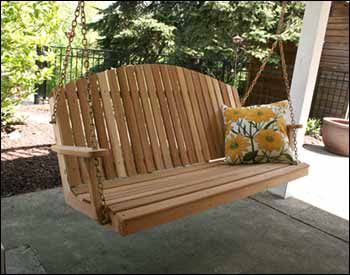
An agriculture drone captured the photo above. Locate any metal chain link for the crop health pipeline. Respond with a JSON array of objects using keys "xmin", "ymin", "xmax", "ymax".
[
  {"xmin": 279, "ymin": 32, "xmax": 299, "ymax": 163},
  {"xmin": 240, "ymin": 39, "xmax": 280, "ymax": 106},
  {"xmin": 50, "ymin": 4, "xmax": 81, "ymax": 124},
  {"xmin": 80, "ymin": 1, "xmax": 110, "ymax": 225},
  {"xmin": 240, "ymin": 1, "xmax": 299, "ymax": 163},
  {"xmin": 241, "ymin": 1, "xmax": 287, "ymax": 106}
]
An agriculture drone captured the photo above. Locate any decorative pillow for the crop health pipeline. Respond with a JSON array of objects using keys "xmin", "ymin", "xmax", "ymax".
[{"xmin": 223, "ymin": 100, "xmax": 296, "ymax": 164}]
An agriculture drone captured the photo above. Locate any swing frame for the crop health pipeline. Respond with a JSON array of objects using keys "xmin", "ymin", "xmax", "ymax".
[{"xmin": 50, "ymin": 1, "xmax": 308, "ymax": 236}]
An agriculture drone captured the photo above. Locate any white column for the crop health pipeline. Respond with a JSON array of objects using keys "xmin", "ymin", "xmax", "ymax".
[
  {"xmin": 290, "ymin": 1, "xmax": 332, "ymax": 143},
  {"xmin": 269, "ymin": 1, "xmax": 332, "ymax": 198}
]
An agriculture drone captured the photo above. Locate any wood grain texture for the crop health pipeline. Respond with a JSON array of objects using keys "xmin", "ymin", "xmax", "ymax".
[{"xmin": 51, "ymin": 64, "xmax": 309, "ymax": 236}]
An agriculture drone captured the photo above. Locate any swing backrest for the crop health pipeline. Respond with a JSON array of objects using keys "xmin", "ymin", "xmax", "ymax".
[{"xmin": 50, "ymin": 64, "xmax": 240, "ymax": 187}]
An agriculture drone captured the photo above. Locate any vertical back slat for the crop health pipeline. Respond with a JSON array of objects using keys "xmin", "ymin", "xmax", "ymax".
[
  {"xmin": 143, "ymin": 65, "xmax": 173, "ymax": 169},
  {"xmin": 231, "ymin": 85, "xmax": 242, "ymax": 108},
  {"xmin": 97, "ymin": 71, "xmax": 127, "ymax": 177},
  {"xmin": 226, "ymin": 84, "xmax": 238, "ymax": 107},
  {"xmin": 219, "ymin": 82, "xmax": 230, "ymax": 106},
  {"xmin": 107, "ymin": 69, "xmax": 137, "ymax": 177},
  {"xmin": 168, "ymin": 66, "xmax": 197, "ymax": 164},
  {"xmin": 65, "ymin": 82, "xmax": 86, "ymax": 146},
  {"xmin": 160, "ymin": 65, "xmax": 190, "ymax": 166},
  {"xmin": 76, "ymin": 79, "xmax": 92, "ymax": 146},
  {"xmin": 65, "ymin": 82, "xmax": 90, "ymax": 184},
  {"xmin": 76, "ymin": 78, "xmax": 106, "ymax": 178},
  {"xmin": 116, "ymin": 67, "xmax": 148, "ymax": 174},
  {"xmin": 126, "ymin": 66, "xmax": 156, "ymax": 173},
  {"xmin": 50, "ymin": 96, "xmax": 74, "ymax": 193},
  {"xmin": 198, "ymin": 74, "xmax": 221, "ymax": 158},
  {"xmin": 55, "ymin": 88, "xmax": 82, "ymax": 187},
  {"xmin": 206, "ymin": 76, "xmax": 225, "ymax": 156},
  {"xmin": 134, "ymin": 66, "xmax": 165, "ymax": 170},
  {"xmin": 191, "ymin": 71, "xmax": 216, "ymax": 159},
  {"xmin": 183, "ymin": 69, "xmax": 211, "ymax": 161},
  {"xmin": 176, "ymin": 67, "xmax": 205, "ymax": 162},
  {"xmin": 151, "ymin": 65, "xmax": 182, "ymax": 167},
  {"xmin": 90, "ymin": 74, "xmax": 116, "ymax": 179},
  {"xmin": 212, "ymin": 78, "xmax": 225, "ymax": 109}
]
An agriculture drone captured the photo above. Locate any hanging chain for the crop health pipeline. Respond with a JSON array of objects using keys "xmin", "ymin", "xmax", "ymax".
[
  {"xmin": 241, "ymin": 2, "xmax": 287, "ymax": 106},
  {"xmin": 240, "ymin": 39, "xmax": 280, "ymax": 106},
  {"xmin": 51, "ymin": 1, "xmax": 109, "ymax": 224},
  {"xmin": 80, "ymin": 1, "xmax": 110, "ymax": 224},
  {"xmin": 278, "ymin": 30, "xmax": 299, "ymax": 163},
  {"xmin": 240, "ymin": 1, "xmax": 299, "ymax": 162},
  {"xmin": 50, "ymin": 4, "xmax": 81, "ymax": 124}
]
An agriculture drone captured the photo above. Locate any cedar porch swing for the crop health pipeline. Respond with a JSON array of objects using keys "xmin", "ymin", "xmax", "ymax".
[{"xmin": 50, "ymin": 1, "xmax": 309, "ymax": 236}]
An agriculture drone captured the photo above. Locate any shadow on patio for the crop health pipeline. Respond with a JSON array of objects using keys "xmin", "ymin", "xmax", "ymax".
[{"xmin": 1, "ymin": 185, "xmax": 349, "ymax": 274}]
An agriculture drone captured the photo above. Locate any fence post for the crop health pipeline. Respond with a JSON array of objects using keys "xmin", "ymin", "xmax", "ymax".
[{"xmin": 34, "ymin": 46, "xmax": 48, "ymax": 104}]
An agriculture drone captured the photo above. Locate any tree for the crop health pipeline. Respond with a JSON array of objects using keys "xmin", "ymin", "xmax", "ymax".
[
  {"xmin": 90, "ymin": 1, "xmax": 305, "ymax": 74},
  {"xmin": 54, "ymin": 1, "xmax": 107, "ymax": 48},
  {"xmin": 1, "ymin": 1, "xmax": 59, "ymax": 126}
]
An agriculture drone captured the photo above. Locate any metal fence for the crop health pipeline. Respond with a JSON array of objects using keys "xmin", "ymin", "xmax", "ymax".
[
  {"xmin": 310, "ymin": 69, "xmax": 349, "ymax": 119},
  {"xmin": 35, "ymin": 46, "xmax": 349, "ymax": 120},
  {"xmin": 35, "ymin": 46, "xmax": 251, "ymax": 100},
  {"xmin": 36, "ymin": 46, "xmax": 119, "ymax": 100}
]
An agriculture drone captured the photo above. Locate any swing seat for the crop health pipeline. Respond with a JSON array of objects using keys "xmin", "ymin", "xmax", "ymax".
[{"xmin": 50, "ymin": 64, "xmax": 308, "ymax": 236}]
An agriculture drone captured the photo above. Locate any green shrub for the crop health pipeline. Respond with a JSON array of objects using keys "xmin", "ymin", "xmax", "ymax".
[
  {"xmin": 305, "ymin": 118, "xmax": 322, "ymax": 136},
  {"xmin": 1, "ymin": 1, "xmax": 59, "ymax": 127}
]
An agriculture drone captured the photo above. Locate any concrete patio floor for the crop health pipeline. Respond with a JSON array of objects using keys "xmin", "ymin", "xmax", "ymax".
[
  {"xmin": 1, "ymin": 188, "xmax": 349, "ymax": 274},
  {"xmin": 287, "ymin": 145, "xmax": 349, "ymax": 220}
]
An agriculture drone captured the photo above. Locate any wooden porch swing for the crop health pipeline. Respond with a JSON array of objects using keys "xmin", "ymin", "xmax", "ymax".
[{"xmin": 50, "ymin": 1, "xmax": 308, "ymax": 236}]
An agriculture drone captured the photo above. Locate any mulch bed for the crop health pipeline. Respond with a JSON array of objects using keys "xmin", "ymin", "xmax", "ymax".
[
  {"xmin": 1, "ymin": 104, "xmax": 55, "ymax": 150},
  {"xmin": 1, "ymin": 145, "xmax": 61, "ymax": 198},
  {"xmin": 1, "ymin": 104, "xmax": 61, "ymax": 197}
]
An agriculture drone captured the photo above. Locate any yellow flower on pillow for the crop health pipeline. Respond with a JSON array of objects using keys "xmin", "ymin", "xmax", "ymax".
[
  {"xmin": 277, "ymin": 117, "xmax": 287, "ymax": 135},
  {"xmin": 245, "ymin": 108, "xmax": 275, "ymax": 123},
  {"xmin": 272, "ymin": 100, "xmax": 289, "ymax": 109},
  {"xmin": 222, "ymin": 101, "xmax": 296, "ymax": 164},
  {"xmin": 225, "ymin": 123, "xmax": 232, "ymax": 135},
  {"xmin": 255, "ymin": 129, "xmax": 283, "ymax": 152},
  {"xmin": 224, "ymin": 108, "xmax": 247, "ymax": 123},
  {"xmin": 225, "ymin": 134, "xmax": 250, "ymax": 160}
]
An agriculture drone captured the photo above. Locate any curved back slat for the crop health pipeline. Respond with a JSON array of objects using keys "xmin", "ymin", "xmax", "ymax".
[
  {"xmin": 168, "ymin": 66, "xmax": 197, "ymax": 164},
  {"xmin": 159, "ymin": 65, "xmax": 189, "ymax": 166},
  {"xmin": 51, "ymin": 86, "xmax": 82, "ymax": 187},
  {"xmin": 51, "ymin": 64, "xmax": 240, "ymax": 187},
  {"xmin": 134, "ymin": 65, "xmax": 165, "ymax": 170}
]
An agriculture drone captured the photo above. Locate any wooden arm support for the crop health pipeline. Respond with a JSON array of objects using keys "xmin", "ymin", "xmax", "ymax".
[
  {"xmin": 287, "ymin": 124, "xmax": 303, "ymax": 130},
  {"xmin": 52, "ymin": 145, "xmax": 108, "ymax": 223},
  {"xmin": 51, "ymin": 145, "xmax": 108, "ymax": 158},
  {"xmin": 286, "ymin": 124, "xmax": 303, "ymax": 147}
]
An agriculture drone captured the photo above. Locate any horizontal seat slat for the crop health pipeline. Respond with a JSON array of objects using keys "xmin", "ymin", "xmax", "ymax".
[
  {"xmin": 113, "ymin": 163, "xmax": 309, "ymax": 235},
  {"xmin": 72, "ymin": 161, "xmax": 217, "ymax": 195},
  {"xmin": 107, "ymin": 163, "xmax": 290, "ymax": 212},
  {"xmin": 78, "ymin": 163, "xmax": 231, "ymax": 201}
]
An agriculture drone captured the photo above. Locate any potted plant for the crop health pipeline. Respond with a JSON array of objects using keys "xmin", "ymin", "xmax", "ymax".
[{"xmin": 322, "ymin": 117, "xmax": 349, "ymax": 156}]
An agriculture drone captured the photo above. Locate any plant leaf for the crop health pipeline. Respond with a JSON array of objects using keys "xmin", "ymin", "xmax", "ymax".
[{"xmin": 243, "ymin": 151, "xmax": 258, "ymax": 162}]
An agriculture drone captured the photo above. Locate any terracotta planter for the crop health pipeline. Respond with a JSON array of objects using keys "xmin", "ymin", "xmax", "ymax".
[{"xmin": 322, "ymin": 117, "xmax": 349, "ymax": 156}]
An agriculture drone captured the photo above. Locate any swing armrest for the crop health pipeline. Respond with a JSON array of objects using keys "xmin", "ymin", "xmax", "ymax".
[
  {"xmin": 286, "ymin": 124, "xmax": 303, "ymax": 147},
  {"xmin": 51, "ymin": 145, "xmax": 108, "ymax": 158},
  {"xmin": 287, "ymin": 124, "xmax": 303, "ymax": 130}
]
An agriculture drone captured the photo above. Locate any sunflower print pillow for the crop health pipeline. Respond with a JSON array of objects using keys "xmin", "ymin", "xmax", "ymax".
[{"xmin": 223, "ymin": 100, "xmax": 296, "ymax": 164}]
